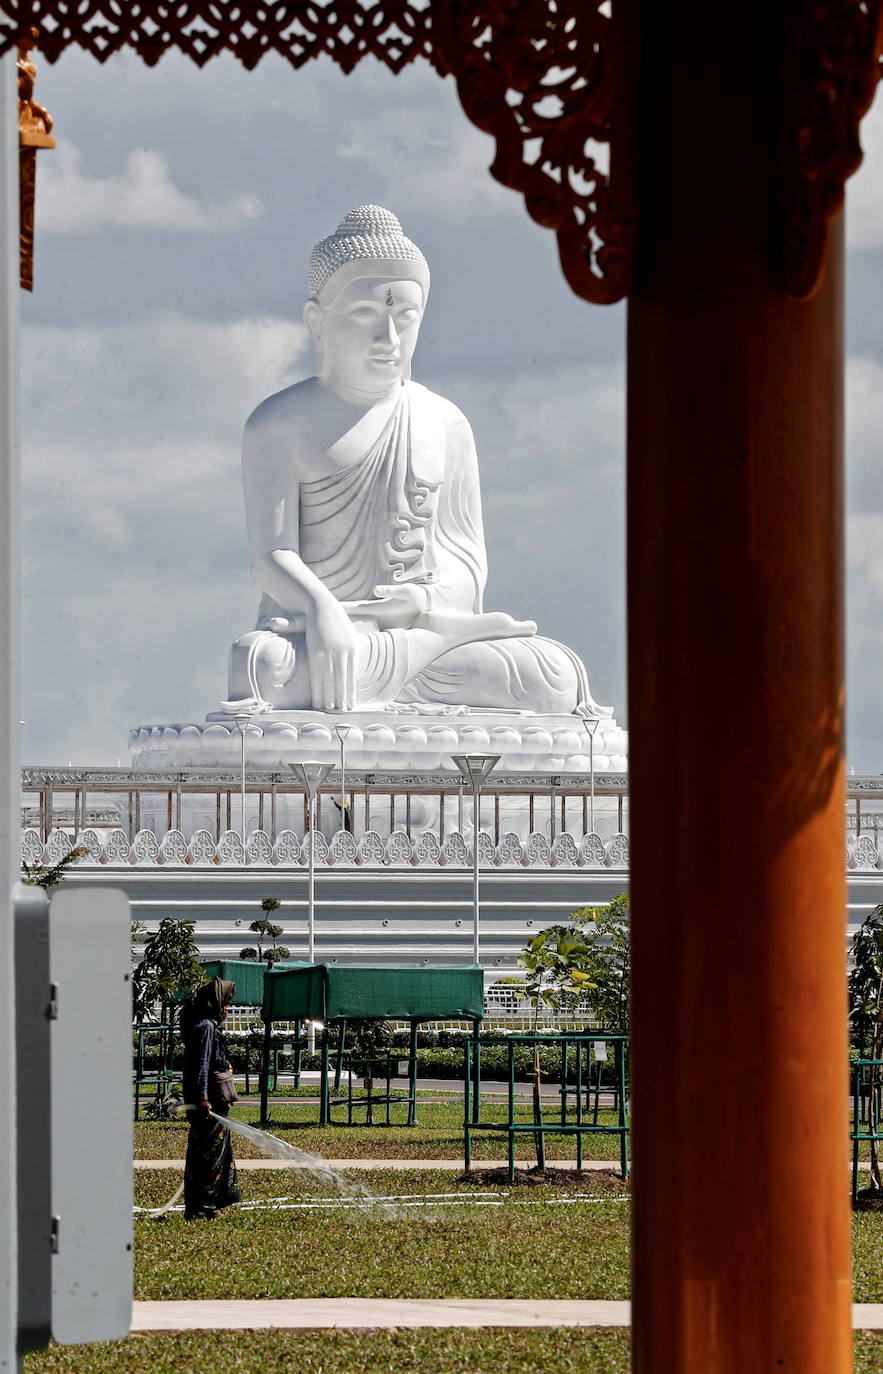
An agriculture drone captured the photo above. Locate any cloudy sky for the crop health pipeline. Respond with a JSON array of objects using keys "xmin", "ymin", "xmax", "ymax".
[{"xmin": 17, "ymin": 50, "xmax": 883, "ymax": 771}]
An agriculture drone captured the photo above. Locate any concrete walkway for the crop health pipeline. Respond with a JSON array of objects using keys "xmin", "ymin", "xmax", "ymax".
[
  {"xmin": 130, "ymin": 1298, "xmax": 883, "ymax": 1332},
  {"xmin": 134, "ymin": 1158, "xmax": 622, "ymax": 1171}
]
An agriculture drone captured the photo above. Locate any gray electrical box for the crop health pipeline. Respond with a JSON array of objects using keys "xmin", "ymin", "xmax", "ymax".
[{"xmin": 16, "ymin": 885, "xmax": 133, "ymax": 1350}]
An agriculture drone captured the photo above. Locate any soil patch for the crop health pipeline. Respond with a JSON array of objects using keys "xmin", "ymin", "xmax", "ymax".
[{"xmin": 462, "ymin": 1165, "xmax": 627, "ymax": 1190}]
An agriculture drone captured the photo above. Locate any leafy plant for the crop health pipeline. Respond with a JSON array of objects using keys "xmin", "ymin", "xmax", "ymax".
[
  {"xmin": 132, "ymin": 917, "xmax": 205, "ymax": 1020},
  {"xmin": 518, "ymin": 929, "xmax": 596, "ymax": 1021},
  {"xmin": 21, "ymin": 844, "xmax": 88, "ymax": 890},
  {"xmin": 240, "ymin": 896, "xmax": 290, "ymax": 966},
  {"xmin": 345, "ymin": 1018, "xmax": 393, "ymax": 1062},
  {"xmin": 570, "ymin": 893, "xmax": 631, "ymax": 1032},
  {"xmin": 850, "ymin": 905, "xmax": 883, "ymax": 1193},
  {"xmin": 517, "ymin": 929, "xmax": 595, "ymax": 1168},
  {"xmin": 132, "ymin": 918, "xmax": 205, "ymax": 1093}
]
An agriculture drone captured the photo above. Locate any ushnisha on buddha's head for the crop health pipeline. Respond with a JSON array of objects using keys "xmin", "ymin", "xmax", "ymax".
[{"xmin": 304, "ymin": 205, "xmax": 431, "ymax": 399}]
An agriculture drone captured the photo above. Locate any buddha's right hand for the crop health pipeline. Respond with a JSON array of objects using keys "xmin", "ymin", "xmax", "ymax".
[{"xmin": 306, "ymin": 597, "xmax": 359, "ymax": 711}]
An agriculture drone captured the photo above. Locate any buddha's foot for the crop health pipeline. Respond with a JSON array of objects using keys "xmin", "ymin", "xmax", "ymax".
[{"xmin": 416, "ymin": 608, "xmax": 537, "ymax": 642}]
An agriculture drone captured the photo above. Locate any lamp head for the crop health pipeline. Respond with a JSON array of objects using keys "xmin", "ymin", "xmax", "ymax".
[
  {"xmin": 451, "ymin": 753, "xmax": 501, "ymax": 790},
  {"xmin": 289, "ymin": 760, "xmax": 334, "ymax": 791}
]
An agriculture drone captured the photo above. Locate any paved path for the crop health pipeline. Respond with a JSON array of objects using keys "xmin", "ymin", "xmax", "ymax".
[
  {"xmin": 133, "ymin": 1158, "xmax": 622, "ymax": 1171},
  {"xmin": 130, "ymin": 1298, "xmax": 883, "ymax": 1331}
]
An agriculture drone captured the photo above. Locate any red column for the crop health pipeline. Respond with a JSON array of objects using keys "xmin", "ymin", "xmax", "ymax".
[{"xmin": 627, "ymin": 5, "xmax": 852, "ymax": 1371}]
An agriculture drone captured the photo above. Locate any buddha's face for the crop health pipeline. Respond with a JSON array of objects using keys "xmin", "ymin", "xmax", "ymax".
[{"xmin": 307, "ymin": 276, "xmax": 424, "ymax": 396}]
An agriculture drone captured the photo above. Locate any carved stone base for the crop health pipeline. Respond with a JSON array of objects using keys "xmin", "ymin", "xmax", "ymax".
[{"xmin": 129, "ymin": 709, "xmax": 628, "ymax": 773}]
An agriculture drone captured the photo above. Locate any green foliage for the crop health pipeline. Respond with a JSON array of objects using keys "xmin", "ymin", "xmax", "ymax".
[
  {"xmin": 517, "ymin": 928, "xmax": 595, "ymax": 1023},
  {"xmin": 570, "ymin": 893, "xmax": 631, "ymax": 1032},
  {"xmin": 851, "ymin": 906, "xmax": 883, "ymax": 1049},
  {"xmin": 513, "ymin": 894, "xmax": 630, "ymax": 1032},
  {"xmin": 850, "ymin": 905, "xmax": 883, "ymax": 1191},
  {"xmin": 131, "ymin": 918, "xmax": 205, "ymax": 1022},
  {"xmin": 345, "ymin": 1018, "xmax": 393, "ymax": 1061},
  {"xmin": 21, "ymin": 845, "xmax": 89, "ymax": 891},
  {"xmin": 241, "ymin": 897, "xmax": 289, "ymax": 965}
]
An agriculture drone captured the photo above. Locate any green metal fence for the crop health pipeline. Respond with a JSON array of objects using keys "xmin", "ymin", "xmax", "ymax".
[
  {"xmin": 463, "ymin": 1031, "xmax": 629, "ymax": 1183},
  {"xmin": 852, "ymin": 1056, "xmax": 882, "ymax": 1200}
]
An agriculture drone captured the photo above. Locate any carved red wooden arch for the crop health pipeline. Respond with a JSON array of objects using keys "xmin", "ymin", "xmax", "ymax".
[{"xmin": 0, "ymin": 1, "xmax": 881, "ymax": 301}]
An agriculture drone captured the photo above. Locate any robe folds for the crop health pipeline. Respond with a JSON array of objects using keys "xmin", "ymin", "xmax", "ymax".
[{"xmin": 243, "ymin": 379, "xmax": 600, "ymax": 715}]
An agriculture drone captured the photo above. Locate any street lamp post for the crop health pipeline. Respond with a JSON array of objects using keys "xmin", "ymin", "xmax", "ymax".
[
  {"xmin": 452, "ymin": 754, "xmax": 500, "ymax": 966},
  {"xmin": 232, "ymin": 712, "xmax": 254, "ymax": 849},
  {"xmin": 334, "ymin": 724, "xmax": 351, "ymax": 831},
  {"xmin": 289, "ymin": 761, "xmax": 333, "ymax": 964},
  {"xmin": 581, "ymin": 716, "xmax": 600, "ymax": 835}
]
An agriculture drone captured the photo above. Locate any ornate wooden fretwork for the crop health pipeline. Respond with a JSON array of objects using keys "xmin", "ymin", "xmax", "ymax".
[
  {"xmin": 0, "ymin": 1, "xmax": 631, "ymax": 304},
  {"xmin": 783, "ymin": 0, "xmax": 883, "ymax": 298},
  {"xmin": 432, "ymin": 1, "xmax": 632, "ymax": 303},
  {"xmin": 0, "ymin": 4, "xmax": 881, "ymax": 302}
]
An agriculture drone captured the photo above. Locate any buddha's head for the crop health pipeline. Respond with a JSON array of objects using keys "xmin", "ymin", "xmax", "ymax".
[{"xmin": 304, "ymin": 205, "xmax": 430, "ymax": 398}]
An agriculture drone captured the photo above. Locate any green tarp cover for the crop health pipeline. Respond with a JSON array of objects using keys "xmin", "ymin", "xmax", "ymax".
[
  {"xmin": 262, "ymin": 964, "xmax": 484, "ymax": 1023},
  {"xmin": 197, "ymin": 960, "xmax": 267, "ymax": 1007},
  {"xmin": 196, "ymin": 959, "xmax": 311, "ymax": 1008}
]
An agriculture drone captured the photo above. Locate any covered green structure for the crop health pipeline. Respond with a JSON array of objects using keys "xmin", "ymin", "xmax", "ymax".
[
  {"xmin": 259, "ymin": 964, "xmax": 484, "ymax": 1125},
  {"xmin": 198, "ymin": 958, "xmax": 272, "ymax": 1007}
]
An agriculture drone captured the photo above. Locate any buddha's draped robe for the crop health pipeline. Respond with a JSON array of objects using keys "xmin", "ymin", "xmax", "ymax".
[{"xmin": 251, "ymin": 380, "xmax": 598, "ymax": 714}]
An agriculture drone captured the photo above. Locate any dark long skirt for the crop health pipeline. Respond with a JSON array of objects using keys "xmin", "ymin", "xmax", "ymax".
[{"xmin": 184, "ymin": 1105, "xmax": 241, "ymax": 1219}]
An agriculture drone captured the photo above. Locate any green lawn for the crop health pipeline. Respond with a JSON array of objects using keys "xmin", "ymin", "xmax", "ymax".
[
  {"xmin": 130, "ymin": 1168, "xmax": 883, "ymax": 1305},
  {"xmin": 21, "ymin": 1329, "xmax": 883, "ymax": 1374},
  {"xmin": 20, "ymin": 1164, "xmax": 883, "ymax": 1373},
  {"xmin": 133, "ymin": 1168, "xmax": 632, "ymax": 1301},
  {"xmin": 133, "ymin": 1100, "xmax": 626, "ymax": 1162}
]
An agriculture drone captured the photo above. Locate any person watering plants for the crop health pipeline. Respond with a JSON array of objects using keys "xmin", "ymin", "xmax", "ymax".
[{"xmin": 180, "ymin": 977, "xmax": 241, "ymax": 1220}]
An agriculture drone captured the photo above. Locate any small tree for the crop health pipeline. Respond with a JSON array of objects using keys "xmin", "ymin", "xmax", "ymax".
[
  {"xmin": 571, "ymin": 893, "xmax": 631, "ymax": 1031},
  {"xmin": 240, "ymin": 895, "xmax": 290, "ymax": 966},
  {"xmin": 21, "ymin": 844, "xmax": 89, "ymax": 890},
  {"xmin": 850, "ymin": 905, "xmax": 883, "ymax": 1194},
  {"xmin": 518, "ymin": 928, "xmax": 595, "ymax": 1169},
  {"xmin": 132, "ymin": 918, "xmax": 206, "ymax": 1081},
  {"xmin": 518, "ymin": 928, "xmax": 596, "ymax": 1022}
]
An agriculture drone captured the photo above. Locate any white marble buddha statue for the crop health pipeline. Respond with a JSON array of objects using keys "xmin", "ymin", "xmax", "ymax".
[{"xmin": 225, "ymin": 205, "xmax": 609, "ymax": 721}]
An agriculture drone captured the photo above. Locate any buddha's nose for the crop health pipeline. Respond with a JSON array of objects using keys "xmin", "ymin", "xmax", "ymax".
[{"xmin": 381, "ymin": 314, "xmax": 399, "ymax": 346}]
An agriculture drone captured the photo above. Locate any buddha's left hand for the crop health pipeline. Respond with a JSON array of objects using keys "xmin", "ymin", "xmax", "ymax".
[{"xmin": 368, "ymin": 583, "xmax": 430, "ymax": 628}]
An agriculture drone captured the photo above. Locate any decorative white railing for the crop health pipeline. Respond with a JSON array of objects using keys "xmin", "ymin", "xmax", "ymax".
[
  {"xmin": 21, "ymin": 825, "xmax": 630, "ymax": 871},
  {"xmin": 846, "ymin": 834, "xmax": 883, "ymax": 872},
  {"xmin": 24, "ymin": 827, "xmax": 883, "ymax": 873}
]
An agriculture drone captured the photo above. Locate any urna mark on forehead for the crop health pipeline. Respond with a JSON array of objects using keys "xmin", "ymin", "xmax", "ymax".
[
  {"xmin": 308, "ymin": 203, "xmax": 430, "ymax": 306},
  {"xmin": 319, "ymin": 273, "xmax": 424, "ymax": 315}
]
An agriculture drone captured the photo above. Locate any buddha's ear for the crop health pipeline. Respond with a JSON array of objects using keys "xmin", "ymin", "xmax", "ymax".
[{"xmin": 303, "ymin": 299, "xmax": 322, "ymax": 344}]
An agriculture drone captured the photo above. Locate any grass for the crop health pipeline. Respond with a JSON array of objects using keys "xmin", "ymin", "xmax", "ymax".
[
  {"xmin": 133, "ymin": 1168, "xmax": 632, "ymax": 1301},
  {"xmin": 20, "ymin": 1156, "xmax": 883, "ymax": 1372},
  {"xmin": 130, "ymin": 1167, "xmax": 883, "ymax": 1304},
  {"xmin": 21, "ymin": 1329, "xmax": 883, "ymax": 1374},
  {"xmin": 31, "ymin": 1329, "xmax": 631, "ymax": 1373},
  {"xmin": 133, "ymin": 1100, "xmax": 626, "ymax": 1162}
]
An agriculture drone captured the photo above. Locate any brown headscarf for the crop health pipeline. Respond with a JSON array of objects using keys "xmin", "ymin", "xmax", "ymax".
[{"xmin": 179, "ymin": 977, "xmax": 235, "ymax": 1036}]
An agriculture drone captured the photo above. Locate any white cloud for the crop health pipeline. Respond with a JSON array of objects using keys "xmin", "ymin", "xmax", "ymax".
[
  {"xmin": 22, "ymin": 312, "xmax": 309, "ymax": 449},
  {"xmin": 846, "ymin": 354, "xmax": 883, "ymax": 767},
  {"xmin": 848, "ymin": 87, "xmax": 883, "ymax": 250},
  {"xmin": 39, "ymin": 140, "xmax": 263, "ymax": 234},
  {"xmin": 337, "ymin": 111, "xmax": 511, "ymax": 223}
]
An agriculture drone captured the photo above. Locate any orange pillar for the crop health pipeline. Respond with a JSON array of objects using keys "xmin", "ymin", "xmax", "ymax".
[{"xmin": 627, "ymin": 5, "xmax": 852, "ymax": 1372}]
